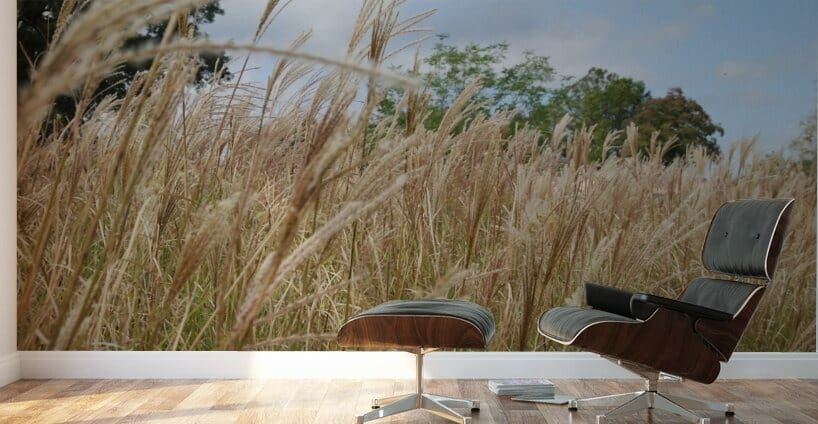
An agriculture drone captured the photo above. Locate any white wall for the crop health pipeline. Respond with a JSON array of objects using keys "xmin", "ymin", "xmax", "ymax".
[
  {"xmin": 16, "ymin": 351, "xmax": 818, "ymax": 380},
  {"xmin": 0, "ymin": 0, "xmax": 20, "ymax": 387}
]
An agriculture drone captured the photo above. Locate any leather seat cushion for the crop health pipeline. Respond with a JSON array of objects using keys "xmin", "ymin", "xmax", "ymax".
[
  {"xmin": 539, "ymin": 306, "xmax": 637, "ymax": 343},
  {"xmin": 355, "ymin": 299, "xmax": 495, "ymax": 343}
]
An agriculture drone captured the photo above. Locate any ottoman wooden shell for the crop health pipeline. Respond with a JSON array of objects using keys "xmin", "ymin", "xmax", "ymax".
[{"xmin": 337, "ymin": 299, "xmax": 495, "ymax": 349}]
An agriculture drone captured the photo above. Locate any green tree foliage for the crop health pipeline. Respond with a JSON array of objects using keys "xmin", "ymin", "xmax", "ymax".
[
  {"xmin": 631, "ymin": 88, "xmax": 723, "ymax": 161},
  {"xmin": 495, "ymin": 51, "xmax": 554, "ymax": 113},
  {"xmin": 424, "ymin": 38, "xmax": 507, "ymax": 109},
  {"xmin": 17, "ymin": 0, "xmax": 231, "ymax": 122},
  {"xmin": 378, "ymin": 35, "xmax": 555, "ymax": 132},
  {"xmin": 786, "ymin": 111, "xmax": 817, "ymax": 172},
  {"xmin": 378, "ymin": 39, "xmax": 724, "ymax": 163},
  {"xmin": 542, "ymin": 67, "xmax": 649, "ymax": 159}
]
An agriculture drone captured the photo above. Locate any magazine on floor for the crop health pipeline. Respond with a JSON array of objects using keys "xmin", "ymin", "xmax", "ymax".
[{"xmin": 487, "ymin": 378, "xmax": 555, "ymax": 397}]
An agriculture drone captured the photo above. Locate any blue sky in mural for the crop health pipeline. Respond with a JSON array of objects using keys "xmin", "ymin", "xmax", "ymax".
[{"xmin": 204, "ymin": 0, "xmax": 818, "ymax": 152}]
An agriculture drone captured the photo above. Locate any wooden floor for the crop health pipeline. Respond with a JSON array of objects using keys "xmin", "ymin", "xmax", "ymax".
[{"xmin": 1, "ymin": 379, "xmax": 817, "ymax": 423}]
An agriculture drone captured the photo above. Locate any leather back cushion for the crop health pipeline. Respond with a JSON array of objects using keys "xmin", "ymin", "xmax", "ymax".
[
  {"xmin": 702, "ymin": 199, "xmax": 794, "ymax": 279},
  {"xmin": 680, "ymin": 277, "xmax": 760, "ymax": 315}
]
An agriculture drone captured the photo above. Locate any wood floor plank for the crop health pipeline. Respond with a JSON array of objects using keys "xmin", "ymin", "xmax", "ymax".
[
  {"xmin": 1, "ymin": 378, "xmax": 816, "ymax": 423},
  {"xmin": 197, "ymin": 379, "xmax": 264, "ymax": 424},
  {"xmin": 0, "ymin": 381, "xmax": 41, "ymax": 403},
  {"xmin": 61, "ymin": 380, "xmax": 160, "ymax": 424},
  {"xmin": 235, "ymin": 379, "xmax": 299, "ymax": 423},
  {"xmin": 312, "ymin": 379, "xmax": 362, "ymax": 424},
  {"xmin": 532, "ymin": 379, "xmax": 572, "ymax": 424},
  {"xmin": 169, "ymin": 379, "xmax": 232, "ymax": 423},
  {"xmin": 458, "ymin": 380, "xmax": 499, "ymax": 424},
  {"xmin": 352, "ymin": 377, "xmax": 396, "ymax": 422},
  {"xmin": 118, "ymin": 380, "xmax": 203, "ymax": 423},
  {"xmin": 0, "ymin": 379, "xmax": 79, "ymax": 422},
  {"xmin": 281, "ymin": 379, "xmax": 330, "ymax": 424}
]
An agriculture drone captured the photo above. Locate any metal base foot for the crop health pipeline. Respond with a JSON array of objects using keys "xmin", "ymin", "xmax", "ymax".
[
  {"xmin": 572, "ymin": 389, "xmax": 733, "ymax": 424},
  {"xmin": 664, "ymin": 392, "xmax": 735, "ymax": 416},
  {"xmin": 357, "ymin": 393, "xmax": 477, "ymax": 423},
  {"xmin": 371, "ymin": 394, "xmax": 405, "ymax": 409},
  {"xmin": 573, "ymin": 357, "xmax": 736, "ymax": 423}
]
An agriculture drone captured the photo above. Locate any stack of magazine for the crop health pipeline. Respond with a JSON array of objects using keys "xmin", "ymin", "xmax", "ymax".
[{"xmin": 487, "ymin": 378, "xmax": 555, "ymax": 399}]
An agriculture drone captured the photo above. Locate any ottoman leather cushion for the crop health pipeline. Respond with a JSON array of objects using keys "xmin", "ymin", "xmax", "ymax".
[{"xmin": 337, "ymin": 299, "xmax": 495, "ymax": 349}]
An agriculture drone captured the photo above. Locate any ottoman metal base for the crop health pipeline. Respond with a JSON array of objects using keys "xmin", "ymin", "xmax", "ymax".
[
  {"xmin": 359, "ymin": 393, "xmax": 478, "ymax": 424},
  {"xmin": 355, "ymin": 348, "xmax": 479, "ymax": 424}
]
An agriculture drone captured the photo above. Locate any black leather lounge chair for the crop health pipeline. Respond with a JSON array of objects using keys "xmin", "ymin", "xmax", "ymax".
[
  {"xmin": 538, "ymin": 198, "xmax": 795, "ymax": 424},
  {"xmin": 338, "ymin": 299, "xmax": 495, "ymax": 424}
]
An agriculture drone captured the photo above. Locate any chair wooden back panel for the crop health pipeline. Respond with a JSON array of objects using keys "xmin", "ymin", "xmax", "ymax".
[
  {"xmin": 572, "ymin": 308, "xmax": 722, "ymax": 384},
  {"xmin": 693, "ymin": 286, "xmax": 766, "ymax": 361}
]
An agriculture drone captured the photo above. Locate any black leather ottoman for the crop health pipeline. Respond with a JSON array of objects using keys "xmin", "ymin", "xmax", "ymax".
[{"xmin": 338, "ymin": 299, "xmax": 495, "ymax": 424}]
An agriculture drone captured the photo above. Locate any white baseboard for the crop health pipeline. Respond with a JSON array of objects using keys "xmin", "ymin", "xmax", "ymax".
[
  {"xmin": 18, "ymin": 351, "xmax": 818, "ymax": 380},
  {"xmin": 0, "ymin": 352, "xmax": 20, "ymax": 387}
]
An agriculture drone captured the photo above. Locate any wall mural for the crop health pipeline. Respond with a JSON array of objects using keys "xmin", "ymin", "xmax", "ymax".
[{"xmin": 17, "ymin": 0, "xmax": 816, "ymax": 351}]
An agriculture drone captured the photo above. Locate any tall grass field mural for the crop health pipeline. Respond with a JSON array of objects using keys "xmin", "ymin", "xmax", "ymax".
[{"xmin": 17, "ymin": 0, "xmax": 816, "ymax": 352}]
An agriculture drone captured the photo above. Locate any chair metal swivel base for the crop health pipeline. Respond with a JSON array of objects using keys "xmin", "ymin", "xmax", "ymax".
[
  {"xmin": 355, "ymin": 348, "xmax": 479, "ymax": 424},
  {"xmin": 567, "ymin": 359, "xmax": 734, "ymax": 424}
]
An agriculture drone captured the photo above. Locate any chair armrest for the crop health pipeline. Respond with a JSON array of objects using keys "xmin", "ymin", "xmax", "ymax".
[
  {"xmin": 585, "ymin": 283, "xmax": 635, "ymax": 318},
  {"xmin": 630, "ymin": 293, "xmax": 733, "ymax": 321}
]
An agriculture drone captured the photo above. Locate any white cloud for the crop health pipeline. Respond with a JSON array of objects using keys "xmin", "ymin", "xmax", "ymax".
[
  {"xmin": 203, "ymin": 1, "xmax": 688, "ymax": 86},
  {"xmin": 203, "ymin": 0, "xmax": 372, "ymax": 82},
  {"xmin": 207, "ymin": 0, "xmax": 357, "ymax": 52},
  {"xmin": 716, "ymin": 61, "xmax": 769, "ymax": 79},
  {"xmin": 694, "ymin": 3, "xmax": 720, "ymax": 18},
  {"xmin": 656, "ymin": 23, "xmax": 691, "ymax": 41},
  {"xmin": 715, "ymin": 56, "xmax": 805, "ymax": 82}
]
